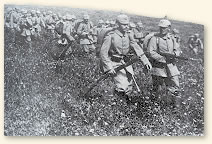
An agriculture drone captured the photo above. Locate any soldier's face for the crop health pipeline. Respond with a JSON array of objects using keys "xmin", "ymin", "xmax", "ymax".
[
  {"xmin": 119, "ymin": 23, "xmax": 129, "ymax": 32},
  {"xmin": 84, "ymin": 19, "xmax": 89, "ymax": 23},
  {"xmin": 160, "ymin": 26, "xmax": 170, "ymax": 35}
]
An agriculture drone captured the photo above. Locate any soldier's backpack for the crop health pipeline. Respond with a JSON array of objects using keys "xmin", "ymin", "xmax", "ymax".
[
  {"xmin": 5, "ymin": 10, "xmax": 13, "ymax": 23},
  {"xmin": 74, "ymin": 19, "xmax": 83, "ymax": 32},
  {"xmin": 143, "ymin": 32, "xmax": 159, "ymax": 52},
  {"xmin": 55, "ymin": 21, "xmax": 64, "ymax": 35},
  {"xmin": 97, "ymin": 27, "xmax": 114, "ymax": 45},
  {"xmin": 95, "ymin": 27, "xmax": 115, "ymax": 57}
]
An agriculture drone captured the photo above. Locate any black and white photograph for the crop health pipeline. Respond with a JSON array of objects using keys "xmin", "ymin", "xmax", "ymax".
[{"xmin": 4, "ymin": 4, "xmax": 204, "ymax": 136}]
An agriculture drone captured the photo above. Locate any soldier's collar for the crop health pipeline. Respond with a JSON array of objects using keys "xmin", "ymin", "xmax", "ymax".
[
  {"xmin": 159, "ymin": 33, "xmax": 171, "ymax": 40},
  {"xmin": 114, "ymin": 29, "xmax": 128, "ymax": 37}
]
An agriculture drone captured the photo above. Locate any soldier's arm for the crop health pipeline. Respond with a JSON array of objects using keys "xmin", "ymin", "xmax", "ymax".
[
  {"xmin": 188, "ymin": 38, "xmax": 193, "ymax": 48},
  {"xmin": 77, "ymin": 24, "xmax": 87, "ymax": 36},
  {"xmin": 100, "ymin": 34, "xmax": 113, "ymax": 72},
  {"xmin": 41, "ymin": 18, "xmax": 45, "ymax": 28},
  {"xmin": 128, "ymin": 34, "xmax": 149, "ymax": 66},
  {"xmin": 198, "ymin": 39, "xmax": 204, "ymax": 49},
  {"xmin": 147, "ymin": 37, "xmax": 166, "ymax": 63},
  {"xmin": 10, "ymin": 13, "xmax": 14, "ymax": 28},
  {"xmin": 173, "ymin": 37, "xmax": 181, "ymax": 56}
]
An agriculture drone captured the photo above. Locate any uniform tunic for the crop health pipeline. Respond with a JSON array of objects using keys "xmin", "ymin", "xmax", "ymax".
[
  {"xmin": 148, "ymin": 33, "xmax": 181, "ymax": 94},
  {"xmin": 77, "ymin": 21, "xmax": 95, "ymax": 53},
  {"xmin": 100, "ymin": 29, "xmax": 150, "ymax": 94},
  {"xmin": 188, "ymin": 37, "xmax": 203, "ymax": 54}
]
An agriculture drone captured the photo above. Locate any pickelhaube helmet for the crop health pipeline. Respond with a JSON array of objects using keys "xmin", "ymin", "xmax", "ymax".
[
  {"xmin": 172, "ymin": 28, "xmax": 179, "ymax": 34},
  {"xmin": 116, "ymin": 14, "xmax": 129, "ymax": 25},
  {"xmin": 129, "ymin": 22, "xmax": 136, "ymax": 28},
  {"xmin": 98, "ymin": 19, "xmax": 104, "ymax": 24},
  {"xmin": 83, "ymin": 14, "xmax": 89, "ymax": 20},
  {"xmin": 137, "ymin": 22, "xmax": 143, "ymax": 28},
  {"xmin": 158, "ymin": 19, "xmax": 171, "ymax": 27}
]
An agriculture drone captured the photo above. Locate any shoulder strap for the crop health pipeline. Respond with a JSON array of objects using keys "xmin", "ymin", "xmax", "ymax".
[{"xmin": 156, "ymin": 36, "xmax": 159, "ymax": 50}]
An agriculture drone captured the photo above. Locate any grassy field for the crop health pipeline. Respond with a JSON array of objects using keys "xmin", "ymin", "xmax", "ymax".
[{"xmin": 4, "ymin": 5, "xmax": 204, "ymax": 136}]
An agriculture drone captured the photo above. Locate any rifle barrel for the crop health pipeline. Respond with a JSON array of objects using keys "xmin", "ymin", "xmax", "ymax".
[{"xmin": 83, "ymin": 56, "xmax": 140, "ymax": 96}]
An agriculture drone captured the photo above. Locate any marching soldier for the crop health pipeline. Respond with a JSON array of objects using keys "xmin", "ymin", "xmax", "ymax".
[
  {"xmin": 188, "ymin": 33, "xmax": 203, "ymax": 55},
  {"xmin": 19, "ymin": 11, "xmax": 33, "ymax": 43},
  {"xmin": 77, "ymin": 14, "xmax": 96, "ymax": 55},
  {"xmin": 147, "ymin": 19, "xmax": 182, "ymax": 108},
  {"xmin": 45, "ymin": 11, "xmax": 55, "ymax": 37},
  {"xmin": 63, "ymin": 14, "xmax": 75, "ymax": 55},
  {"xmin": 5, "ymin": 7, "xmax": 20, "ymax": 43},
  {"xmin": 110, "ymin": 20, "xmax": 116, "ymax": 28},
  {"xmin": 34, "ymin": 11, "xmax": 46, "ymax": 37},
  {"xmin": 105, "ymin": 20, "xmax": 110, "ymax": 28},
  {"xmin": 100, "ymin": 14, "xmax": 152, "ymax": 104},
  {"xmin": 92, "ymin": 19, "xmax": 105, "ymax": 44},
  {"xmin": 172, "ymin": 28, "xmax": 180, "ymax": 43}
]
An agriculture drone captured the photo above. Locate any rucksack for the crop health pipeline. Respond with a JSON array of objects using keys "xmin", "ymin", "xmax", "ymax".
[
  {"xmin": 145, "ymin": 33, "xmax": 176, "ymax": 59},
  {"xmin": 55, "ymin": 21, "xmax": 64, "ymax": 35},
  {"xmin": 97, "ymin": 27, "xmax": 114, "ymax": 45},
  {"xmin": 74, "ymin": 19, "xmax": 83, "ymax": 32},
  {"xmin": 143, "ymin": 32, "xmax": 158, "ymax": 52},
  {"xmin": 74, "ymin": 20, "xmax": 93, "ymax": 32}
]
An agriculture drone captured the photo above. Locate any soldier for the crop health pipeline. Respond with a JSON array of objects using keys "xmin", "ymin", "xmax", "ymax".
[
  {"xmin": 34, "ymin": 11, "xmax": 46, "ymax": 37},
  {"xmin": 147, "ymin": 19, "xmax": 182, "ymax": 108},
  {"xmin": 110, "ymin": 20, "xmax": 116, "ymax": 28},
  {"xmin": 172, "ymin": 28, "xmax": 181, "ymax": 45},
  {"xmin": 188, "ymin": 33, "xmax": 203, "ymax": 55},
  {"xmin": 100, "ymin": 14, "xmax": 152, "ymax": 104},
  {"xmin": 45, "ymin": 11, "xmax": 55, "ymax": 37},
  {"xmin": 30, "ymin": 10, "xmax": 37, "ymax": 38},
  {"xmin": 92, "ymin": 19, "xmax": 105, "ymax": 44},
  {"xmin": 77, "ymin": 14, "xmax": 96, "ymax": 55},
  {"xmin": 71, "ymin": 15, "xmax": 77, "ymax": 35},
  {"xmin": 129, "ymin": 22, "xmax": 145, "ymax": 48},
  {"xmin": 5, "ymin": 7, "xmax": 20, "ymax": 43},
  {"xmin": 63, "ymin": 14, "xmax": 75, "ymax": 55},
  {"xmin": 19, "ymin": 11, "xmax": 33, "ymax": 43},
  {"xmin": 105, "ymin": 20, "xmax": 110, "ymax": 28}
]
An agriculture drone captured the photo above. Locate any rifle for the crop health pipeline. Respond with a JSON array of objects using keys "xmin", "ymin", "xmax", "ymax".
[
  {"xmin": 82, "ymin": 56, "xmax": 140, "ymax": 96},
  {"xmin": 159, "ymin": 52, "xmax": 202, "ymax": 62}
]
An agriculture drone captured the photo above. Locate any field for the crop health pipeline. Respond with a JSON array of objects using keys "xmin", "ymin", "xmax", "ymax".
[{"xmin": 4, "ymin": 5, "xmax": 204, "ymax": 136}]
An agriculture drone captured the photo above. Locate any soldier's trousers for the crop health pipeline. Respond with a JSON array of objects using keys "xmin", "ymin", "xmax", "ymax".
[
  {"xmin": 151, "ymin": 75, "xmax": 180, "ymax": 95},
  {"xmin": 113, "ymin": 69, "xmax": 133, "ymax": 96},
  {"xmin": 80, "ymin": 44, "xmax": 96, "ymax": 54}
]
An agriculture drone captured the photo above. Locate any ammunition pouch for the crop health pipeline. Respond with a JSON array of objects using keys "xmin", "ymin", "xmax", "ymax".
[{"xmin": 110, "ymin": 54, "xmax": 133, "ymax": 63}]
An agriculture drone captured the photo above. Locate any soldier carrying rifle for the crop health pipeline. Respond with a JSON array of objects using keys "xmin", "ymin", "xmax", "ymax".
[
  {"xmin": 100, "ymin": 14, "xmax": 152, "ymax": 104},
  {"xmin": 77, "ymin": 14, "xmax": 96, "ymax": 56},
  {"xmin": 147, "ymin": 19, "xmax": 182, "ymax": 108}
]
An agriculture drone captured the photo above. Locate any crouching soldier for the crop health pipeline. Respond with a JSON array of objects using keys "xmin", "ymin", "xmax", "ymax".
[
  {"xmin": 100, "ymin": 14, "xmax": 152, "ymax": 104},
  {"xmin": 147, "ymin": 19, "xmax": 182, "ymax": 108}
]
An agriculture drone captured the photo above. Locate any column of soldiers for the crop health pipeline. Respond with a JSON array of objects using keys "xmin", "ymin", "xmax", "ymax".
[{"xmin": 4, "ymin": 7, "xmax": 204, "ymax": 109}]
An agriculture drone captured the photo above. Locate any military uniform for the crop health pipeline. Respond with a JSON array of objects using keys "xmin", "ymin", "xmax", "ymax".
[
  {"xmin": 62, "ymin": 15, "xmax": 75, "ymax": 55},
  {"xmin": 34, "ymin": 11, "xmax": 45, "ymax": 37},
  {"xmin": 100, "ymin": 15, "xmax": 151, "ymax": 98},
  {"xmin": 19, "ymin": 12, "xmax": 33, "ymax": 42},
  {"xmin": 147, "ymin": 19, "xmax": 181, "ymax": 97},
  {"xmin": 77, "ymin": 15, "xmax": 95, "ymax": 54},
  {"xmin": 188, "ymin": 34, "xmax": 203, "ymax": 55},
  {"xmin": 45, "ymin": 12, "xmax": 55, "ymax": 35}
]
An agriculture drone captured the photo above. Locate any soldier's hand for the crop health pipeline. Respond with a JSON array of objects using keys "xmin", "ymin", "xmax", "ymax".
[{"xmin": 108, "ymin": 68, "xmax": 116, "ymax": 75}]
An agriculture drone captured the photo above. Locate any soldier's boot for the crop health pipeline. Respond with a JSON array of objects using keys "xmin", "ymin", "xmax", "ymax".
[
  {"xmin": 113, "ymin": 90, "xmax": 130, "ymax": 104},
  {"xmin": 171, "ymin": 91, "xmax": 182, "ymax": 111},
  {"xmin": 150, "ymin": 90, "xmax": 159, "ymax": 103}
]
